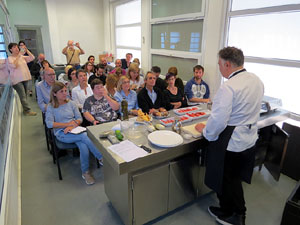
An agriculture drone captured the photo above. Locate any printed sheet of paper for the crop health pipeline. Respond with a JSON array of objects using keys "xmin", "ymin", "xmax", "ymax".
[
  {"xmin": 70, "ymin": 126, "xmax": 86, "ymax": 134},
  {"xmin": 108, "ymin": 140, "xmax": 148, "ymax": 162}
]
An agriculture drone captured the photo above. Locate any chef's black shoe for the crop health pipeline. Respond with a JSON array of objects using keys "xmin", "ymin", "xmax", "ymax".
[
  {"xmin": 216, "ymin": 213, "xmax": 245, "ymax": 225},
  {"xmin": 208, "ymin": 206, "xmax": 232, "ymax": 218}
]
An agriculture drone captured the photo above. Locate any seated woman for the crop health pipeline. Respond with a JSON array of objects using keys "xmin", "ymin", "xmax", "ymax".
[
  {"xmin": 114, "ymin": 76, "xmax": 139, "ymax": 116},
  {"xmin": 45, "ymin": 81, "xmax": 103, "ymax": 185},
  {"xmin": 83, "ymin": 78, "xmax": 119, "ymax": 125},
  {"xmin": 67, "ymin": 67, "xmax": 78, "ymax": 96},
  {"xmin": 84, "ymin": 61, "xmax": 95, "ymax": 79},
  {"xmin": 105, "ymin": 73, "xmax": 118, "ymax": 98},
  {"xmin": 71, "ymin": 69, "xmax": 93, "ymax": 109},
  {"xmin": 164, "ymin": 73, "xmax": 187, "ymax": 110},
  {"xmin": 168, "ymin": 66, "xmax": 184, "ymax": 91},
  {"xmin": 128, "ymin": 63, "xmax": 144, "ymax": 92}
]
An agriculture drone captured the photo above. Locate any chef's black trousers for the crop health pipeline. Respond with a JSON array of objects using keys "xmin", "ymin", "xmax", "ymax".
[{"xmin": 217, "ymin": 149, "xmax": 253, "ymax": 216}]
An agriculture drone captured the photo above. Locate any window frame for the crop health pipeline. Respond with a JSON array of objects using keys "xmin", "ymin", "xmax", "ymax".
[
  {"xmin": 149, "ymin": 0, "xmax": 207, "ymax": 76},
  {"xmin": 113, "ymin": 0, "xmax": 142, "ymax": 61},
  {"xmin": 0, "ymin": 24, "xmax": 7, "ymax": 59}
]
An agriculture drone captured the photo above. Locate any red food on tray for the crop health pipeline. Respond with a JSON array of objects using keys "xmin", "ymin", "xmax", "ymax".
[
  {"xmin": 186, "ymin": 112, "xmax": 206, "ymax": 118},
  {"xmin": 174, "ymin": 106, "xmax": 200, "ymax": 115},
  {"xmin": 160, "ymin": 116, "xmax": 191, "ymax": 126}
]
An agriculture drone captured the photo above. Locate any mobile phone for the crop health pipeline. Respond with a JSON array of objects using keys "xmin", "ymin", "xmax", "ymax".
[{"xmin": 20, "ymin": 48, "xmax": 25, "ymax": 53}]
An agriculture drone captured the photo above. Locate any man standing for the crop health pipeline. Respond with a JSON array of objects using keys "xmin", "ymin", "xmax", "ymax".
[
  {"xmin": 185, "ymin": 65, "xmax": 210, "ymax": 104},
  {"xmin": 36, "ymin": 68, "xmax": 56, "ymax": 113},
  {"xmin": 195, "ymin": 47, "xmax": 264, "ymax": 225},
  {"xmin": 62, "ymin": 40, "xmax": 85, "ymax": 69}
]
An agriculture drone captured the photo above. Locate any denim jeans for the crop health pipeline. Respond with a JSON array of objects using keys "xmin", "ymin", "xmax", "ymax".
[
  {"xmin": 13, "ymin": 81, "xmax": 31, "ymax": 112},
  {"xmin": 55, "ymin": 131, "xmax": 102, "ymax": 173}
]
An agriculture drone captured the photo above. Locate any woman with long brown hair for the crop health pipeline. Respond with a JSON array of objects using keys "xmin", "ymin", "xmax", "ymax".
[{"xmin": 45, "ymin": 81, "xmax": 103, "ymax": 185}]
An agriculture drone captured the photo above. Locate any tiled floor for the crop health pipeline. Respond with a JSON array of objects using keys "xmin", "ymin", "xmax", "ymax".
[{"xmin": 21, "ymin": 96, "xmax": 297, "ymax": 225}]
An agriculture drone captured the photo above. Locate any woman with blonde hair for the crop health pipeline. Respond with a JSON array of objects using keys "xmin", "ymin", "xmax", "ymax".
[
  {"xmin": 45, "ymin": 81, "xmax": 103, "ymax": 185},
  {"xmin": 168, "ymin": 66, "xmax": 184, "ymax": 91},
  {"xmin": 114, "ymin": 76, "xmax": 139, "ymax": 116},
  {"xmin": 105, "ymin": 73, "xmax": 118, "ymax": 98},
  {"xmin": 128, "ymin": 63, "xmax": 144, "ymax": 91}
]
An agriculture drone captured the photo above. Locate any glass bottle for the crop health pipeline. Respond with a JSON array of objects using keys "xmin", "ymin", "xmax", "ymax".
[{"xmin": 121, "ymin": 97, "xmax": 129, "ymax": 120}]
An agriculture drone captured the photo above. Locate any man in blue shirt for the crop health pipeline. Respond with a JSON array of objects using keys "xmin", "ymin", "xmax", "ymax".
[
  {"xmin": 36, "ymin": 68, "xmax": 56, "ymax": 113},
  {"xmin": 185, "ymin": 65, "xmax": 210, "ymax": 104}
]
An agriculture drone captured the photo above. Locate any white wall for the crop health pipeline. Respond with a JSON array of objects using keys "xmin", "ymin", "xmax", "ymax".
[
  {"xmin": 6, "ymin": 0, "xmax": 53, "ymax": 62},
  {"xmin": 45, "ymin": 0, "xmax": 105, "ymax": 64}
]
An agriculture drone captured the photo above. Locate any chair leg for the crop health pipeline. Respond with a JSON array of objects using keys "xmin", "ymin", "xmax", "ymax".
[
  {"xmin": 44, "ymin": 126, "xmax": 50, "ymax": 152},
  {"xmin": 54, "ymin": 146, "xmax": 63, "ymax": 180}
]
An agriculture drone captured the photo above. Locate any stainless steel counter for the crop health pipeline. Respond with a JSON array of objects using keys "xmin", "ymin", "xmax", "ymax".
[{"xmin": 87, "ymin": 106, "xmax": 292, "ymax": 225}]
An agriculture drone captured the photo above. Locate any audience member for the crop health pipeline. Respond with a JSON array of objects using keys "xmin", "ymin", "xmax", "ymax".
[
  {"xmin": 114, "ymin": 76, "xmax": 139, "ymax": 116},
  {"xmin": 19, "ymin": 41, "xmax": 34, "ymax": 96},
  {"xmin": 137, "ymin": 71, "xmax": 168, "ymax": 114},
  {"xmin": 164, "ymin": 73, "xmax": 187, "ymax": 110},
  {"xmin": 62, "ymin": 40, "xmax": 85, "ymax": 69},
  {"xmin": 71, "ymin": 69, "xmax": 93, "ymax": 109},
  {"xmin": 45, "ymin": 81, "xmax": 103, "ymax": 185},
  {"xmin": 7, "ymin": 42, "xmax": 37, "ymax": 116},
  {"xmin": 185, "ymin": 65, "xmax": 210, "ymax": 104},
  {"xmin": 121, "ymin": 53, "xmax": 132, "ymax": 70},
  {"xmin": 151, "ymin": 66, "xmax": 167, "ymax": 92},
  {"xmin": 83, "ymin": 79, "xmax": 119, "ymax": 125},
  {"xmin": 36, "ymin": 68, "xmax": 56, "ymax": 113},
  {"xmin": 88, "ymin": 64, "xmax": 106, "ymax": 85},
  {"xmin": 110, "ymin": 59, "xmax": 126, "ymax": 75},
  {"xmin": 132, "ymin": 58, "xmax": 144, "ymax": 76},
  {"xmin": 100, "ymin": 56, "xmax": 114, "ymax": 74},
  {"xmin": 67, "ymin": 68, "xmax": 78, "ymax": 96},
  {"xmin": 58, "ymin": 65, "xmax": 72, "ymax": 85},
  {"xmin": 105, "ymin": 73, "xmax": 118, "ymax": 98},
  {"xmin": 83, "ymin": 61, "xmax": 95, "ymax": 79},
  {"xmin": 128, "ymin": 63, "xmax": 144, "ymax": 92},
  {"xmin": 30, "ymin": 53, "xmax": 45, "ymax": 82},
  {"xmin": 168, "ymin": 66, "xmax": 184, "ymax": 91}
]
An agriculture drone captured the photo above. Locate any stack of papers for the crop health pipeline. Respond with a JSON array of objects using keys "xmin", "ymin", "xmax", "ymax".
[
  {"xmin": 70, "ymin": 126, "xmax": 86, "ymax": 134},
  {"xmin": 108, "ymin": 140, "xmax": 148, "ymax": 162}
]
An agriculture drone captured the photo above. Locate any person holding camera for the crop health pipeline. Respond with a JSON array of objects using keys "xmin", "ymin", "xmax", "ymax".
[{"xmin": 62, "ymin": 40, "xmax": 85, "ymax": 70}]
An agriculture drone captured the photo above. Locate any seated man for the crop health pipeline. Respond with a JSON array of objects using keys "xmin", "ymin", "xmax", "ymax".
[
  {"xmin": 30, "ymin": 53, "xmax": 45, "ymax": 82},
  {"xmin": 110, "ymin": 59, "xmax": 126, "ymax": 75},
  {"xmin": 88, "ymin": 64, "xmax": 107, "ymax": 85},
  {"xmin": 72, "ymin": 69, "xmax": 93, "ymax": 109},
  {"xmin": 151, "ymin": 66, "xmax": 167, "ymax": 92},
  {"xmin": 100, "ymin": 56, "xmax": 114, "ymax": 74},
  {"xmin": 36, "ymin": 68, "xmax": 56, "ymax": 113},
  {"xmin": 185, "ymin": 65, "xmax": 210, "ymax": 104},
  {"xmin": 121, "ymin": 53, "xmax": 132, "ymax": 70},
  {"xmin": 83, "ymin": 79, "xmax": 119, "ymax": 125},
  {"xmin": 137, "ymin": 71, "xmax": 168, "ymax": 114}
]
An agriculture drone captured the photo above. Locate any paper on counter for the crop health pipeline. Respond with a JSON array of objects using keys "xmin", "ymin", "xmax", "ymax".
[
  {"xmin": 70, "ymin": 126, "xmax": 86, "ymax": 134},
  {"xmin": 108, "ymin": 140, "xmax": 148, "ymax": 162}
]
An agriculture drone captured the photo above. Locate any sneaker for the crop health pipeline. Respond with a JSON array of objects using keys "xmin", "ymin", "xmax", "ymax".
[
  {"xmin": 82, "ymin": 171, "xmax": 95, "ymax": 185},
  {"xmin": 23, "ymin": 111, "xmax": 37, "ymax": 116},
  {"xmin": 208, "ymin": 206, "xmax": 232, "ymax": 219},
  {"xmin": 216, "ymin": 213, "xmax": 245, "ymax": 225},
  {"xmin": 98, "ymin": 158, "xmax": 104, "ymax": 166}
]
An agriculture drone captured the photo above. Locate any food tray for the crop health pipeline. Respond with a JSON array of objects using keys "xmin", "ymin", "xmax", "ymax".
[
  {"xmin": 186, "ymin": 110, "xmax": 210, "ymax": 121},
  {"xmin": 159, "ymin": 115, "xmax": 192, "ymax": 127},
  {"xmin": 173, "ymin": 106, "xmax": 201, "ymax": 115}
]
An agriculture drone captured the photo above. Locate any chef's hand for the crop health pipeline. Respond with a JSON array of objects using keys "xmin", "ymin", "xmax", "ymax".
[{"xmin": 195, "ymin": 123, "xmax": 206, "ymax": 133}]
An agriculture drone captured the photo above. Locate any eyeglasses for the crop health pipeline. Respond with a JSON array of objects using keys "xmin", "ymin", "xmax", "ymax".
[
  {"xmin": 46, "ymin": 73, "xmax": 56, "ymax": 76},
  {"xmin": 71, "ymin": 72, "xmax": 76, "ymax": 75},
  {"xmin": 122, "ymin": 81, "xmax": 130, "ymax": 84}
]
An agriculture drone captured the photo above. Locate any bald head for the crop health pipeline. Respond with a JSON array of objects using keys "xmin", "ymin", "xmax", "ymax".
[{"xmin": 38, "ymin": 54, "xmax": 45, "ymax": 62}]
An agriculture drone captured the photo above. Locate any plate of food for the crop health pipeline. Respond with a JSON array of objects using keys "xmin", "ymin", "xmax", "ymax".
[
  {"xmin": 160, "ymin": 115, "xmax": 192, "ymax": 126},
  {"xmin": 136, "ymin": 109, "xmax": 152, "ymax": 123},
  {"xmin": 173, "ymin": 106, "xmax": 201, "ymax": 115},
  {"xmin": 186, "ymin": 110, "xmax": 210, "ymax": 120},
  {"xmin": 153, "ymin": 111, "xmax": 170, "ymax": 119}
]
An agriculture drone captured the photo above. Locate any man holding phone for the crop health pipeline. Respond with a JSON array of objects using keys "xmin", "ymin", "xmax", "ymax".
[{"xmin": 62, "ymin": 40, "xmax": 85, "ymax": 69}]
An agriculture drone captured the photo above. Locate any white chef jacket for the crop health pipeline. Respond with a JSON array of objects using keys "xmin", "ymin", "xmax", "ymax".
[{"xmin": 203, "ymin": 69, "xmax": 264, "ymax": 152}]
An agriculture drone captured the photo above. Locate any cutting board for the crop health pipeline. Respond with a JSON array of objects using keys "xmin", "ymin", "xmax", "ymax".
[{"xmin": 182, "ymin": 121, "xmax": 207, "ymax": 138}]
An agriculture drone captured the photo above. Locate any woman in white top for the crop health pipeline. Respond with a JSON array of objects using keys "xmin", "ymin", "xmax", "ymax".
[
  {"xmin": 71, "ymin": 69, "xmax": 93, "ymax": 109},
  {"xmin": 128, "ymin": 63, "xmax": 144, "ymax": 92},
  {"xmin": 84, "ymin": 62, "xmax": 94, "ymax": 79}
]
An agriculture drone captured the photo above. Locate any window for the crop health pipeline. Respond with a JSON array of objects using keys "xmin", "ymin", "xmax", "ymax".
[
  {"xmin": 114, "ymin": 0, "xmax": 141, "ymax": 63},
  {"xmin": 0, "ymin": 26, "xmax": 7, "ymax": 59},
  {"xmin": 225, "ymin": 1, "xmax": 300, "ymax": 114},
  {"xmin": 150, "ymin": 0, "xmax": 205, "ymax": 80}
]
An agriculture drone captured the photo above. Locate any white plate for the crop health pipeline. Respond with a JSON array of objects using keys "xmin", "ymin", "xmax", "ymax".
[{"xmin": 148, "ymin": 130, "xmax": 183, "ymax": 148}]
